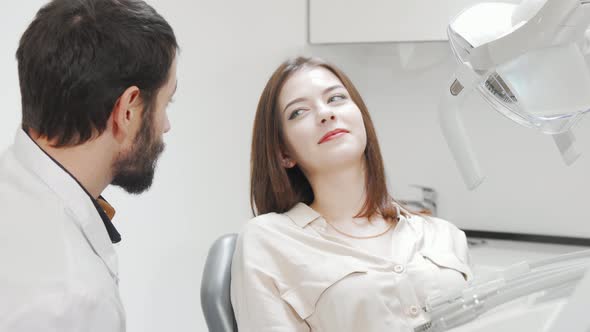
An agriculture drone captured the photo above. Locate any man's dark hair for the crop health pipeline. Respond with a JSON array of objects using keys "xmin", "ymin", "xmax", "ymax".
[{"xmin": 16, "ymin": 0, "xmax": 178, "ymax": 147}]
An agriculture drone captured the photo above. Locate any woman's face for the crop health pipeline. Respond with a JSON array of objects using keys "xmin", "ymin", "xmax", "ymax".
[{"xmin": 278, "ymin": 66, "xmax": 367, "ymax": 174}]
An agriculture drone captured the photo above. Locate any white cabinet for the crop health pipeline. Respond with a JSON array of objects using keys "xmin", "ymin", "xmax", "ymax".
[{"xmin": 309, "ymin": 0, "xmax": 520, "ymax": 44}]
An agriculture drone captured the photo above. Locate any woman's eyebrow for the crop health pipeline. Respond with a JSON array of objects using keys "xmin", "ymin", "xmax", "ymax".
[
  {"xmin": 322, "ymin": 85, "xmax": 344, "ymax": 95},
  {"xmin": 283, "ymin": 97, "xmax": 307, "ymax": 113}
]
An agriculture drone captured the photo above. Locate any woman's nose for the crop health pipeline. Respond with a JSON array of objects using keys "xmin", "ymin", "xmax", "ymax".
[
  {"xmin": 320, "ymin": 114, "xmax": 336, "ymax": 124},
  {"xmin": 318, "ymin": 105, "xmax": 336, "ymax": 124}
]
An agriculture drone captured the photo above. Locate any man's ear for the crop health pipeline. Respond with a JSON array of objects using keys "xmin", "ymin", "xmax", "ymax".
[{"xmin": 110, "ymin": 86, "xmax": 142, "ymax": 143}]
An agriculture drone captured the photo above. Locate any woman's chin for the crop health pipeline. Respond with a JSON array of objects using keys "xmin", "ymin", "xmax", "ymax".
[{"xmin": 316, "ymin": 150, "xmax": 365, "ymax": 170}]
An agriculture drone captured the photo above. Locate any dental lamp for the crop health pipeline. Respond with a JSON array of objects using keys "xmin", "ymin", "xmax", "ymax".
[
  {"xmin": 440, "ymin": 0, "xmax": 590, "ymax": 189},
  {"xmin": 423, "ymin": 1, "xmax": 590, "ymax": 331}
]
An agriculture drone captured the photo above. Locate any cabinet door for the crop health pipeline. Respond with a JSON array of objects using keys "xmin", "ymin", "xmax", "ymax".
[{"xmin": 309, "ymin": 0, "xmax": 519, "ymax": 43}]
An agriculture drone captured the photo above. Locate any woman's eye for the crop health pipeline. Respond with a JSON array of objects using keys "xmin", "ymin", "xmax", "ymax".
[
  {"xmin": 328, "ymin": 94, "xmax": 346, "ymax": 103},
  {"xmin": 288, "ymin": 109, "xmax": 305, "ymax": 120}
]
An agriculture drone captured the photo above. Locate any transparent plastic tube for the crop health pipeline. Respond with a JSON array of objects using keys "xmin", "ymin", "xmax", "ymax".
[
  {"xmin": 426, "ymin": 249, "xmax": 590, "ymax": 314},
  {"xmin": 418, "ymin": 260, "xmax": 590, "ymax": 332},
  {"xmin": 530, "ymin": 249, "xmax": 590, "ymax": 269},
  {"xmin": 418, "ymin": 270, "xmax": 586, "ymax": 332}
]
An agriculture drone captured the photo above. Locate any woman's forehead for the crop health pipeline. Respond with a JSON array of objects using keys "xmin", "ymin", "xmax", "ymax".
[
  {"xmin": 279, "ymin": 67, "xmax": 342, "ymax": 102},
  {"xmin": 287, "ymin": 67, "xmax": 340, "ymax": 88}
]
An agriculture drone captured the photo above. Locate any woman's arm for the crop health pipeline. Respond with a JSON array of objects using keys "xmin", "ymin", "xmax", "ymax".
[{"xmin": 230, "ymin": 226, "xmax": 310, "ymax": 332}]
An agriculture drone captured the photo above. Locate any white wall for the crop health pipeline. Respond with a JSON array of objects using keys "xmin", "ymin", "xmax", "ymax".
[{"xmin": 1, "ymin": 1, "xmax": 589, "ymax": 332}]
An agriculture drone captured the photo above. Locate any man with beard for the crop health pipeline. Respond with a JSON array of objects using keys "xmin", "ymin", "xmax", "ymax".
[{"xmin": 0, "ymin": 0, "xmax": 178, "ymax": 331}]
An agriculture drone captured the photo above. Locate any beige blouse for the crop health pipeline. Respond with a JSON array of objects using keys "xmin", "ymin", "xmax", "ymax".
[{"xmin": 230, "ymin": 203, "xmax": 472, "ymax": 332}]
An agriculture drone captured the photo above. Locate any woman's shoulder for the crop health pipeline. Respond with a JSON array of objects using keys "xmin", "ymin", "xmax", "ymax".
[
  {"xmin": 406, "ymin": 214, "xmax": 472, "ymax": 276},
  {"xmin": 239, "ymin": 202, "xmax": 316, "ymax": 235},
  {"xmin": 235, "ymin": 206, "xmax": 309, "ymax": 251},
  {"xmin": 239, "ymin": 211, "xmax": 294, "ymax": 236},
  {"xmin": 405, "ymin": 213, "xmax": 466, "ymax": 240},
  {"xmin": 232, "ymin": 207, "xmax": 318, "ymax": 276},
  {"xmin": 405, "ymin": 214, "xmax": 469, "ymax": 256}
]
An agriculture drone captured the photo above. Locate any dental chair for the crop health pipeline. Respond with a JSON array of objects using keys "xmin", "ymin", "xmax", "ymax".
[{"xmin": 201, "ymin": 234, "xmax": 238, "ymax": 332}]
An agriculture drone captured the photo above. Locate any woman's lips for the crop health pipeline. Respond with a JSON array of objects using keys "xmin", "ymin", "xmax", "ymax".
[{"xmin": 318, "ymin": 129, "xmax": 349, "ymax": 144}]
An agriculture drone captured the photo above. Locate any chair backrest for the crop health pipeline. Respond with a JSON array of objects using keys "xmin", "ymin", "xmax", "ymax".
[{"xmin": 201, "ymin": 233, "xmax": 238, "ymax": 332}]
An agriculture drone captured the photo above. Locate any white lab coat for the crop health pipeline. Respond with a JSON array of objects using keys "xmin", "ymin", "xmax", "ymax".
[{"xmin": 0, "ymin": 129, "xmax": 125, "ymax": 331}]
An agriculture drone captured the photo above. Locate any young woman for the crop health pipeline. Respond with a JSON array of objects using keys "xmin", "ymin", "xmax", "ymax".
[{"xmin": 231, "ymin": 56, "xmax": 472, "ymax": 332}]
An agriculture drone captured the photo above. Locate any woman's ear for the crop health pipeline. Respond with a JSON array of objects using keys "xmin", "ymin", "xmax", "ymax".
[
  {"xmin": 280, "ymin": 150, "xmax": 296, "ymax": 169},
  {"xmin": 282, "ymin": 158, "xmax": 296, "ymax": 169}
]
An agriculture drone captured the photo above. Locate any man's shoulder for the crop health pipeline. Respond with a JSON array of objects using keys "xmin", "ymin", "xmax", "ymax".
[
  {"xmin": 0, "ymin": 150, "xmax": 73, "ymax": 255},
  {"xmin": 0, "ymin": 145, "xmax": 44, "ymax": 196},
  {"xmin": 0, "ymin": 144, "xmax": 59, "ymax": 207},
  {"xmin": 0, "ymin": 174, "xmax": 63, "ymax": 223}
]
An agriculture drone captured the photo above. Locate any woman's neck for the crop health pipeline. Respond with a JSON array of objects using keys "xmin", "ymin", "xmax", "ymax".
[{"xmin": 308, "ymin": 161, "xmax": 367, "ymax": 222}]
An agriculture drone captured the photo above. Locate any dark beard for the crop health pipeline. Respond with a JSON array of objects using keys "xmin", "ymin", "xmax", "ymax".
[{"xmin": 111, "ymin": 114, "xmax": 165, "ymax": 194}]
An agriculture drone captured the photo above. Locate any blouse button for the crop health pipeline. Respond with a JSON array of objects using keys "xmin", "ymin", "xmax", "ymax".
[
  {"xmin": 393, "ymin": 264, "xmax": 405, "ymax": 273},
  {"xmin": 408, "ymin": 305, "xmax": 420, "ymax": 317}
]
